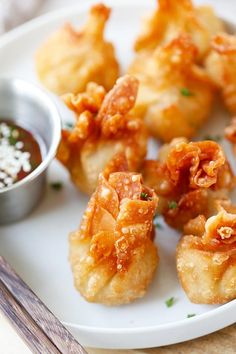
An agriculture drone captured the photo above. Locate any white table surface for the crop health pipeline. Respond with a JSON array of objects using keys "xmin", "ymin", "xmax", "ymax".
[{"xmin": 0, "ymin": 0, "xmax": 236, "ymax": 353}]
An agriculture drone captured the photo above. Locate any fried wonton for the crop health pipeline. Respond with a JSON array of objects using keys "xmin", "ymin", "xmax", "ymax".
[
  {"xmin": 69, "ymin": 171, "xmax": 158, "ymax": 305},
  {"xmin": 177, "ymin": 209, "xmax": 236, "ymax": 304},
  {"xmin": 225, "ymin": 117, "xmax": 236, "ymax": 155},
  {"xmin": 129, "ymin": 35, "xmax": 215, "ymax": 142},
  {"xmin": 35, "ymin": 4, "xmax": 119, "ymax": 95},
  {"xmin": 134, "ymin": 0, "xmax": 224, "ymax": 61},
  {"xmin": 205, "ymin": 33, "xmax": 236, "ymax": 114},
  {"xmin": 57, "ymin": 75, "xmax": 147, "ymax": 194},
  {"xmin": 142, "ymin": 138, "xmax": 235, "ymax": 230}
]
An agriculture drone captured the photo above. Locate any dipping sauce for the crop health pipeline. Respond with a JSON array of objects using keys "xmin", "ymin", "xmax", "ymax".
[{"xmin": 0, "ymin": 121, "xmax": 42, "ymax": 189}]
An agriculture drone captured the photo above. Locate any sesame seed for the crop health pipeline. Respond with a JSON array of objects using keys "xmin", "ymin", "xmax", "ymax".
[
  {"xmin": 15, "ymin": 141, "xmax": 24, "ymax": 149},
  {"xmin": 4, "ymin": 177, "xmax": 13, "ymax": 185},
  {"xmin": 0, "ymin": 122, "xmax": 32, "ymax": 189}
]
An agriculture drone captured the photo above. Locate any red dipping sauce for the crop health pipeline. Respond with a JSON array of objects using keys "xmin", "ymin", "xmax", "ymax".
[{"xmin": 0, "ymin": 121, "xmax": 42, "ymax": 189}]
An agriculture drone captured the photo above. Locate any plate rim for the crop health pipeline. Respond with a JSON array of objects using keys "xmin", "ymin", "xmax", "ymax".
[
  {"xmin": 63, "ymin": 299, "xmax": 236, "ymax": 333},
  {"xmin": 0, "ymin": 1, "xmax": 235, "ymax": 348},
  {"xmin": 0, "ymin": 0, "xmax": 149, "ymax": 49}
]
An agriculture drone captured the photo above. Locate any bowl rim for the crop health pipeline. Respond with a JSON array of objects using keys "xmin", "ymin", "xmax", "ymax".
[{"xmin": 0, "ymin": 77, "xmax": 61, "ymax": 193}]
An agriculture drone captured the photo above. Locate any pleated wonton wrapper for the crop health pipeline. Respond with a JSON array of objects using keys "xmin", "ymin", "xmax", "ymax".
[
  {"xmin": 142, "ymin": 138, "xmax": 235, "ymax": 230},
  {"xmin": 57, "ymin": 75, "xmax": 147, "ymax": 194},
  {"xmin": 69, "ymin": 170, "xmax": 158, "ymax": 305},
  {"xmin": 206, "ymin": 33, "xmax": 236, "ymax": 162},
  {"xmin": 35, "ymin": 3, "xmax": 119, "ymax": 95},
  {"xmin": 177, "ymin": 208, "xmax": 236, "ymax": 304},
  {"xmin": 205, "ymin": 33, "xmax": 236, "ymax": 115},
  {"xmin": 129, "ymin": 35, "xmax": 215, "ymax": 142},
  {"xmin": 134, "ymin": 0, "xmax": 224, "ymax": 61}
]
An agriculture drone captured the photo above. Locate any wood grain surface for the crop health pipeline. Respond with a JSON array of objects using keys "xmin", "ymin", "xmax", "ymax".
[
  {"xmin": 87, "ymin": 324, "xmax": 236, "ymax": 354},
  {"xmin": 0, "ymin": 280, "xmax": 60, "ymax": 354},
  {"xmin": 0, "ymin": 256, "xmax": 87, "ymax": 354}
]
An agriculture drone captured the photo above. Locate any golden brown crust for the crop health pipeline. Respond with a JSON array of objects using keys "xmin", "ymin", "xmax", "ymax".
[
  {"xmin": 134, "ymin": 0, "xmax": 224, "ymax": 60},
  {"xmin": 57, "ymin": 75, "xmax": 147, "ymax": 194},
  {"xmin": 211, "ymin": 33, "xmax": 236, "ymax": 54},
  {"xmin": 142, "ymin": 139, "xmax": 235, "ymax": 230},
  {"xmin": 35, "ymin": 3, "xmax": 119, "ymax": 94},
  {"xmin": 129, "ymin": 35, "xmax": 215, "ymax": 141},
  {"xmin": 164, "ymin": 189, "xmax": 210, "ymax": 230},
  {"xmin": 166, "ymin": 140, "xmax": 225, "ymax": 188},
  {"xmin": 205, "ymin": 33, "xmax": 236, "ymax": 114},
  {"xmin": 183, "ymin": 214, "xmax": 206, "ymax": 237},
  {"xmin": 69, "ymin": 172, "xmax": 158, "ymax": 305},
  {"xmin": 177, "ymin": 210, "xmax": 236, "ymax": 304},
  {"xmin": 203, "ymin": 210, "xmax": 236, "ymax": 245},
  {"xmin": 225, "ymin": 117, "xmax": 236, "ymax": 143},
  {"xmin": 225, "ymin": 117, "xmax": 236, "ymax": 155}
]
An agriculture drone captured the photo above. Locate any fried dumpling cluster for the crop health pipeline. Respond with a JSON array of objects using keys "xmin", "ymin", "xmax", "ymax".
[
  {"xmin": 40, "ymin": 1, "xmax": 236, "ymax": 307},
  {"xmin": 205, "ymin": 33, "xmax": 236, "ymax": 115},
  {"xmin": 142, "ymin": 138, "xmax": 235, "ymax": 230},
  {"xmin": 129, "ymin": 35, "xmax": 215, "ymax": 141},
  {"xmin": 35, "ymin": 4, "xmax": 119, "ymax": 95},
  {"xmin": 57, "ymin": 75, "xmax": 147, "ymax": 194},
  {"xmin": 134, "ymin": 0, "xmax": 224, "ymax": 61},
  {"xmin": 177, "ymin": 208, "xmax": 236, "ymax": 304},
  {"xmin": 69, "ymin": 171, "xmax": 158, "ymax": 305}
]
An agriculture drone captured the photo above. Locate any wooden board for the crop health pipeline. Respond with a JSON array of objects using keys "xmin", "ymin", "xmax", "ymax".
[{"xmin": 88, "ymin": 324, "xmax": 236, "ymax": 354}]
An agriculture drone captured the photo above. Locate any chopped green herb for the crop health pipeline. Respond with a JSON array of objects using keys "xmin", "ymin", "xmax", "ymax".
[
  {"xmin": 64, "ymin": 122, "xmax": 74, "ymax": 130},
  {"xmin": 203, "ymin": 134, "xmax": 221, "ymax": 142},
  {"xmin": 50, "ymin": 181, "xmax": 63, "ymax": 191},
  {"xmin": 8, "ymin": 135, "xmax": 17, "ymax": 145},
  {"xmin": 141, "ymin": 192, "xmax": 149, "ymax": 200},
  {"xmin": 154, "ymin": 221, "xmax": 162, "ymax": 229},
  {"xmin": 180, "ymin": 88, "xmax": 193, "ymax": 97},
  {"xmin": 168, "ymin": 200, "xmax": 177, "ymax": 209},
  {"xmin": 165, "ymin": 297, "xmax": 175, "ymax": 308},
  {"xmin": 8, "ymin": 128, "xmax": 18, "ymax": 145},
  {"xmin": 187, "ymin": 314, "xmax": 196, "ymax": 318},
  {"xmin": 153, "ymin": 215, "xmax": 162, "ymax": 229}
]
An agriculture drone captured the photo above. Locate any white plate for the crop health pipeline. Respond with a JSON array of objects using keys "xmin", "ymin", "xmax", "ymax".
[{"xmin": 0, "ymin": 0, "xmax": 235, "ymax": 349}]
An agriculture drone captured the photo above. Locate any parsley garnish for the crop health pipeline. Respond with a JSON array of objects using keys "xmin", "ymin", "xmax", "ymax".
[
  {"xmin": 165, "ymin": 297, "xmax": 175, "ymax": 308},
  {"xmin": 153, "ymin": 214, "xmax": 162, "ymax": 229},
  {"xmin": 64, "ymin": 122, "xmax": 74, "ymax": 130},
  {"xmin": 168, "ymin": 200, "xmax": 177, "ymax": 209},
  {"xmin": 8, "ymin": 135, "xmax": 17, "ymax": 145},
  {"xmin": 187, "ymin": 313, "xmax": 196, "ymax": 318},
  {"xmin": 180, "ymin": 88, "xmax": 193, "ymax": 97},
  {"xmin": 141, "ymin": 192, "xmax": 152, "ymax": 200},
  {"xmin": 203, "ymin": 135, "xmax": 221, "ymax": 142},
  {"xmin": 8, "ymin": 128, "xmax": 18, "ymax": 145},
  {"xmin": 50, "ymin": 181, "xmax": 63, "ymax": 191}
]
